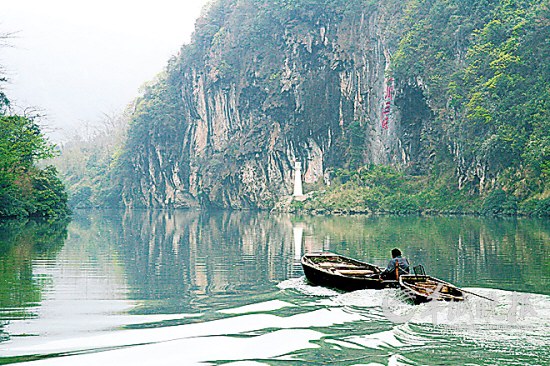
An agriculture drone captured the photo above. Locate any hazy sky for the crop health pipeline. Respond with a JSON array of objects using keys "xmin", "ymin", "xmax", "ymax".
[{"xmin": 1, "ymin": 0, "xmax": 211, "ymax": 141}]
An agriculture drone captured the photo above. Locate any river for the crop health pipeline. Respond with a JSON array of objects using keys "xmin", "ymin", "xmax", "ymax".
[{"xmin": 0, "ymin": 210, "xmax": 548, "ymax": 365}]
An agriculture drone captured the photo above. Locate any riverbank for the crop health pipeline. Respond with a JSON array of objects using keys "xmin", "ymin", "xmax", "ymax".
[{"xmin": 278, "ymin": 166, "xmax": 550, "ymax": 217}]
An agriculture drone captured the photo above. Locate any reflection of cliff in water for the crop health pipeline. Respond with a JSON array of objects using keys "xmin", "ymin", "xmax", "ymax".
[
  {"xmin": 114, "ymin": 212, "xmax": 550, "ymax": 307},
  {"xmin": 116, "ymin": 210, "xmax": 300, "ymax": 312}
]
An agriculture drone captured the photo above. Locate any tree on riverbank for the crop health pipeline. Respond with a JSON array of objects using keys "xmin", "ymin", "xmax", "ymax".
[
  {"xmin": 49, "ymin": 111, "xmax": 128, "ymax": 209},
  {"xmin": 0, "ymin": 86, "xmax": 69, "ymax": 219}
]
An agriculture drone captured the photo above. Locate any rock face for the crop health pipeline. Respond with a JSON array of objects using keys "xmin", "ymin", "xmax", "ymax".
[{"xmin": 119, "ymin": 0, "xmax": 434, "ymax": 209}]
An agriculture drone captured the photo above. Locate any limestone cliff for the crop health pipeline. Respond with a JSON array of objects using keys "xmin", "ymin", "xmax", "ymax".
[
  {"xmin": 118, "ymin": 0, "xmax": 427, "ymax": 209},
  {"xmin": 116, "ymin": 0, "xmax": 549, "ymax": 210}
]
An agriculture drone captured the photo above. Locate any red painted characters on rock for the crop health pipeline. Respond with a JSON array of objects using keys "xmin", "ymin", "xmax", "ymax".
[{"xmin": 381, "ymin": 78, "xmax": 394, "ymax": 130}]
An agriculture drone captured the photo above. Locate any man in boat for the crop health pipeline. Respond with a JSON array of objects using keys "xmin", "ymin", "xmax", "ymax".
[{"xmin": 380, "ymin": 248, "xmax": 410, "ymax": 280}]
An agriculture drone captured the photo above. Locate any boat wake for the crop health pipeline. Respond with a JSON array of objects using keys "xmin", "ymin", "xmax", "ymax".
[
  {"xmin": 277, "ymin": 276, "xmax": 341, "ymax": 297},
  {"xmin": 285, "ymin": 279, "xmax": 550, "ymax": 357},
  {"xmin": 3, "ymin": 278, "xmax": 548, "ymax": 365}
]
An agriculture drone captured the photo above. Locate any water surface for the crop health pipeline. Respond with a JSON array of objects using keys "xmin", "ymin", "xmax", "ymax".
[{"xmin": 0, "ymin": 211, "xmax": 548, "ymax": 365}]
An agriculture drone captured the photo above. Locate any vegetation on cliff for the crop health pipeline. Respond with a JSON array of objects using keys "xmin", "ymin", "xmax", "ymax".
[
  {"xmin": 297, "ymin": 0, "xmax": 549, "ymax": 216},
  {"xmin": 390, "ymin": 0, "xmax": 549, "ymax": 210}
]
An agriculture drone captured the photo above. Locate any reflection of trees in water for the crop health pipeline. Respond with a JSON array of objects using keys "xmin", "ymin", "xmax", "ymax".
[
  {"xmin": 0, "ymin": 219, "xmax": 69, "ymax": 320},
  {"xmin": 460, "ymin": 218, "xmax": 550, "ymax": 293},
  {"xmin": 116, "ymin": 210, "xmax": 296, "ymax": 312}
]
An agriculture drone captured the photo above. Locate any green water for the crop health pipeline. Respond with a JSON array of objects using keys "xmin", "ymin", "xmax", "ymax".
[{"xmin": 0, "ymin": 210, "xmax": 548, "ymax": 365}]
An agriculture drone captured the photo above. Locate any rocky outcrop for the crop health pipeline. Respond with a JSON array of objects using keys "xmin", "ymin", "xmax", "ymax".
[{"xmin": 118, "ymin": 0, "xmax": 435, "ymax": 209}]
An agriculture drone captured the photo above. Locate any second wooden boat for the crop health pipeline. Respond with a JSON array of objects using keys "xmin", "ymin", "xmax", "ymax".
[{"xmin": 399, "ymin": 274, "xmax": 465, "ymax": 304}]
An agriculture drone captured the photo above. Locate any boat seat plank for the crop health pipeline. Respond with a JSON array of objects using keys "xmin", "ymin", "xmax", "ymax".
[
  {"xmin": 335, "ymin": 269, "xmax": 376, "ymax": 275},
  {"xmin": 317, "ymin": 262, "xmax": 360, "ymax": 268}
]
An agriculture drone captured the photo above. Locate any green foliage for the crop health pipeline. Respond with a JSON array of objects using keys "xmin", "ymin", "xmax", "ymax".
[
  {"xmin": 520, "ymin": 197, "xmax": 550, "ymax": 217},
  {"xmin": 51, "ymin": 110, "xmax": 129, "ymax": 209},
  {"xmin": 392, "ymin": 0, "xmax": 549, "ymax": 198},
  {"xmin": 381, "ymin": 193, "xmax": 420, "ymax": 214},
  {"xmin": 290, "ymin": 200, "xmax": 305, "ymax": 211},
  {"xmin": 0, "ymin": 116, "xmax": 53, "ymax": 169},
  {"xmin": 533, "ymin": 198, "xmax": 550, "ymax": 216},
  {"xmin": 30, "ymin": 166, "xmax": 69, "ymax": 218},
  {"xmin": 304, "ymin": 166, "xmax": 397, "ymax": 213},
  {"xmin": 482, "ymin": 188, "xmax": 518, "ymax": 215},
  {"xmin": 0, "ymin": 114, "xmax": 69, "ymax": 218},
  {"xmin": 301, "ymin": 164, "xmax": 486, "ymax": 215},
  {"xmin": 333, "ymin": 165, "xmax": 407, "ymax": 192},
  {"xmin": 68, "ymin": 185, "xmax": 93, "ymax": 208},
  {"xmin": 457, "ymin": 1, "xmax": 548, "ymax": 170}
]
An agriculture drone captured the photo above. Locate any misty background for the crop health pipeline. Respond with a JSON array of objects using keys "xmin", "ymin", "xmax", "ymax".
[{"xmin": 1, "ymin": 0, "xmax": 210, "ymax": 142}]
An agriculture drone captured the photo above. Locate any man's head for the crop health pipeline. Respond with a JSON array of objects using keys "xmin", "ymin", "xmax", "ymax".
[{"xmin": 391, "ymin": 248, "xmax": 402, "ymax": 258}]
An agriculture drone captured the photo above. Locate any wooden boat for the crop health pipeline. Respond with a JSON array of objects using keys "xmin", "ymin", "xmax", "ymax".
[
  {"xmin": 399, "ymin": 274, "xmax": 465, "ymax": 304},
  {"xmin": 301, "ymin": 252, "xmax": 399, "ymax": 291}
]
